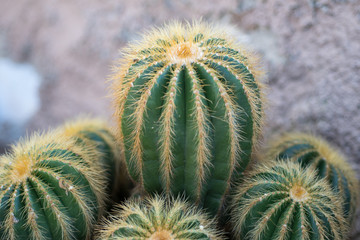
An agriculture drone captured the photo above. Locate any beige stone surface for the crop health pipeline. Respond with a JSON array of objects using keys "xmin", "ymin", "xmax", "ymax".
[{"xmin": 0, "ymin": 0, "xmax": 360, "ymax": 238}]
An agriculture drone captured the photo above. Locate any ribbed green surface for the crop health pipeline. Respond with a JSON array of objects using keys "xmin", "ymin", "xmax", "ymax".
[
  {"xmin": 116, "ymin": 25, "xmax": 263, "ymax": 217},
  {"xmin": 75, "ymin": 128, "xmax": 117, "ymax": 194},
  {"xmin": 61, "ymin": 119, "xmax": 133, "ymax": 202},
  {"xmin": 0, "ymin": 136, "xmax": 104, "ymax": 240},
  {"xmin": 271, "ymin": 135, "xmax": 357, "ymax": 224},
  {"xmin": 231, "ymin": 161, "xmax": 347, "ymax": 240}
]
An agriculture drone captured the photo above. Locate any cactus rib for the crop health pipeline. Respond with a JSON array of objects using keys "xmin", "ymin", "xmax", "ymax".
[{"xmin": 58, "ymin": 118, "xmax": 127, "ymax": 200}]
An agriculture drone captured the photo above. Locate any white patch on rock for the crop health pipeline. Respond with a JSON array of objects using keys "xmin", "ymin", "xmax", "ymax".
[{"xmin": 0, "ymin": 58, "xmax": 41, "ymax": 142}]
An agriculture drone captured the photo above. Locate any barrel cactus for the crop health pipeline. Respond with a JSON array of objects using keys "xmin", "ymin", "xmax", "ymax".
[
  {"xmin": 231, "ymin": 161, "xmax": 347, "ymax": 240},
  {"xmin": 266, "ymin": 133, "xmax": 359, "ymax": 225},
  {"xmin": 58, "ymin": 118, "xmax": 131, "ymax": 201},
  {"xmin": 96, "ymin": 195, "xmax": 223, "ymax": 240},
  {"xmin": 0, "ymin": 131, "xmax": 106, "ymax": 240},
  {"xmin": 111, "ymin": 21, "xmax": 265, "ymax": 216}
]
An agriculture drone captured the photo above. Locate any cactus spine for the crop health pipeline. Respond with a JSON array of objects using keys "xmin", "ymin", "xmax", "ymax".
[
  {"xmin": 0, "ymin": 131, "xmax": 106, "ymax": 240},
  {"xmin": 96, "ymin": 195, "xmax": 223, "ymax": 240},
  {"xmin": 231, "ymin": 161, "xmax": 347, "ymax": 240},
  {"xmin": 58, "ymin": 118, "xmax": 129, "ymax": 200},
  {"xmin": 112, "ymin": 21, "xmax": 264, "ymax": 216},
  {"xmin": 267, "ymin": 133, "xmax": 359, "ymax": 225}
]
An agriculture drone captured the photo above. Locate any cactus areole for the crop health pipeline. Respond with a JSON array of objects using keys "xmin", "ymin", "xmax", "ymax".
[{"xmin": 112, "ymin": 21, "xmax": 264, "ymax": 216}]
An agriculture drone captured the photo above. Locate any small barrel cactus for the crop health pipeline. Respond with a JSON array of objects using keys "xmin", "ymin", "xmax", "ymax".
[
  {"xmin": 58, "ymin": 118, "xmax": 131, "ymax": 200},
  {"xmin": 96, "ymin": 195, "xmax": 223, "ymax": 240},
  {"xmin": 111, "ymin": 21, "xmax": 265, "ymax": 216},
  {"xmin": 231, "ymin": 161, "xmax": 348, "ymax": 240},
  {"xmin": 266, "ymin": 133, "xmax": 359, "ymax": 225},
  {"xmin": 0, "ymin": 131, "xmax": 107, "ymax": 240}
]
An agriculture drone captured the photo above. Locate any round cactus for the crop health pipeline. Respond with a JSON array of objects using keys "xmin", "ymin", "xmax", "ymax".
[
  {"xmin": 111, "ymin": 21, "xmax": 265, "ymax": 216},
  {"xmin": 231, "ymin": 161, "xmax": 348, "ymax": 240},
  {"xmin": 0, "ymin": 131, "xmax": 107, "ymax": 240},
  {"xmin": 266, "ymin": 133, "xmax": 359, "ymax": 225},
  {"xmin": 96, "ymin": 195, "xmax": 223, "ymax": 240},
  {"xmin": 58, "ymin": 118, "xmax": 131, "ymax": 201}
]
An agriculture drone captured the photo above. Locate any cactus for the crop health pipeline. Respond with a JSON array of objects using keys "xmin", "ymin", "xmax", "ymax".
[
  {"xmin": 58, "ymin": 118, "xmax": 131, "ymax": 201},
  {"xmin": 96, "ymin": 195, "xmax": 223, "ymax": 240},
  {"xmin": 111, "ymin": 21, "xmax": 265, "ymax": 216},
  {"xmin": 231, "ymin": 161, "xmax": 348, "ymax": 240},
  {"xmin": 0, "ymin": 131, "xmax": 107, "ymax": 240},
  {"xmin": 266, "ymin": 133, "xmax": 359, "ymax": 225}
]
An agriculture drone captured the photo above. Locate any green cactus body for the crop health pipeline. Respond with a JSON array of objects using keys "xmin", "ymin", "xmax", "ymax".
[
  {"xmin": 231, "ymin": 161, "xmax": 347, "ymax": 240},
  {"xmin": 267, "ymin": 133, "xmax": 359, "ymax": 225},
  {"xmin": 96, "ymin": 195, "xmax": 223, "ymax": 240},
  {"xmin": 112, "ymin": 21, "xmax": 264, "ymax": 216},
  {"xmin": 59, "ymin": 118, "xmax": 129, "ymax": 200},
  {"xmin": 0, "ymin": 132, "xmax": 106, "ymax": 240}
]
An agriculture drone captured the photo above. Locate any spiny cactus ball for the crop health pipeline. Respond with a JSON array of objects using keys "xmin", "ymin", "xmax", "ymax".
[
  {"xmin": 267, "ymin": 133, "xmax": 359, "ymax": 224},
  {"xmin": 0, "ymin": 131, "xmax": 107, "ymax": 240},
  {"xmin": 97, "ymin": 195, "xmax": 223, "ymax": 240},
  {"xmin": 111, "ymin": 21, "xmax": 265, "ymax": 216},
  {"xmin": 231, "ymin": 161, "xmax": 348, "ymax": 240}
]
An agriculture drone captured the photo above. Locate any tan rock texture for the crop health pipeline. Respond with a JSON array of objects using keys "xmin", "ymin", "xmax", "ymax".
[{"xmin": 0, "ymin": 0, "xmax": 359, "ymax": 238}]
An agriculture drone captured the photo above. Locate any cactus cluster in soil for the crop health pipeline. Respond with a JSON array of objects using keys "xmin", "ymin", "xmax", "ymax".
[
  {"xmin": 111, "ymin": 21, "xmax": 264, "ymax": 216},
  {"xmin": 0, "ymin": 20, "xmax": 358, "ymax": 240}
]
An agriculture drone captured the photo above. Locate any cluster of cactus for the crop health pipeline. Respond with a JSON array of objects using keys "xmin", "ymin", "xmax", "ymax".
[
  {"xmin": 0, "ymin": 20, "xmax": 358, "ymax": 240},
  {"xmin": 0, "ymin": 119, "xmax": 125, "ymax": 239}
]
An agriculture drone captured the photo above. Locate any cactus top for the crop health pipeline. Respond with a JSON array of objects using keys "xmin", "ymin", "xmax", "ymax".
[
  {"xmin": 111, "ymin": 21, "xmax": 265, "ymax": 210},
  {"xmin": 231, "ymin": 161, "xmax": 348, "ymax": 240},
  {"xmin": 0, "ymin": 132, "xmax": 100, "ymax": 185},
  {"xmin": 96, "ymin": 195, "xmax": 223, "ymax": 240}
]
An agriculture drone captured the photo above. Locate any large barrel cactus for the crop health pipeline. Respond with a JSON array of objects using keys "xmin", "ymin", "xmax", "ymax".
[
  {"xmin": 112, "ymin": 21, "xmax": 264, "ymax": 216},
  {"xmin": 0, "ymin": 131, "xmax": 106, "ymax": 240},
  {"xmin": 266, "ymin": 133, "xmax": 359, "ymax": 225},
  {"xmin": 96, "ymin": 195, "xmax": 223, "ymax": 240},
  {"xmin": 231, "ymin": 161, "xmax": 348, "ymax": 240}
]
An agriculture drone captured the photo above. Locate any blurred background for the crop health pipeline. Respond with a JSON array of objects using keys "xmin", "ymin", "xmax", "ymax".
[{"xmin": 0, "ymin": 0, "xmax": 359, "ymax": 237}]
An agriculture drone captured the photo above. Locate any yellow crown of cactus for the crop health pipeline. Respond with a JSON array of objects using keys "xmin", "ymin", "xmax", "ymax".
[
  {"xmin": 111, "ymin": 21, "xmax": 265, "ymax": 216},
  {"xmin": 266, "ymin": 133, "xmax": 359, "ymax": 226},
  {"xmin": 231, "ymin": 161, "xmax": 348, "ymax": 240},
  {"xmin": 96, "ymin": 195, "xmax": 224, "ymax": 240},
  {"xmin": 0, "ymin": 131, "xmax": 107, "ymax": 240}
]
